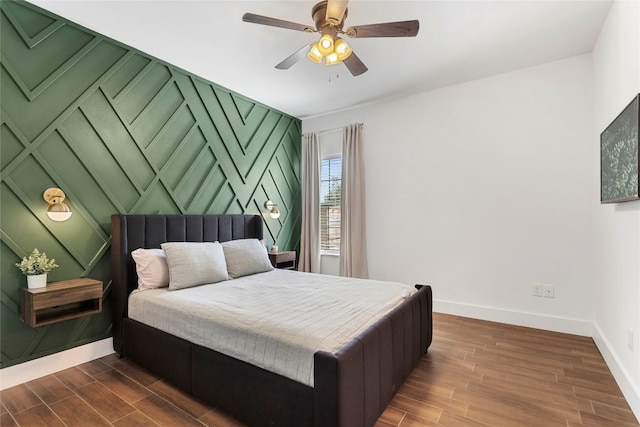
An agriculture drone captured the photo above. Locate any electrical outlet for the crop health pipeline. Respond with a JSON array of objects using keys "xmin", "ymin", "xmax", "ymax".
[
  {"xmin": 543, "ymin": 284, "xmax": 554, "ymax": 298},
  {"xmin": 532, "ymin": 284, "xmax": 542, "ymax": 297},
  {"xmin": 628, "ymin": 330, "xmax": 634, "ymax": 351}
]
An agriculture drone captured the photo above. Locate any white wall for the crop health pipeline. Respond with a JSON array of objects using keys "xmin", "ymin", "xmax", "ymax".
[
  {"xmin": 591, "ymin": 0, "xmax": 640, "ymax": 417},
  {"xmin": 304, "ymin": 54, "xmax": 595, "ymax": 335}
]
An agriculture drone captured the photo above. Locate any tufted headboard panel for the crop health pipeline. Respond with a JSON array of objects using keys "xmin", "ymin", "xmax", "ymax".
[{"xmin": 110, "ymin": 214, "xmax": 263, "ymax": 354}]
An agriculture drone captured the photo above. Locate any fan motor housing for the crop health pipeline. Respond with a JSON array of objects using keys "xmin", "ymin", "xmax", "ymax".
[{"xmin": 312, "ymin": 1, "xmax": 347, "ymax": 30}]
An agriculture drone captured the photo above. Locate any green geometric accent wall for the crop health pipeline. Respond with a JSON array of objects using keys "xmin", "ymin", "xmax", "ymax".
[{"xmin": 0, "ymin": 0, "xmax": 301, "ymax": 368}]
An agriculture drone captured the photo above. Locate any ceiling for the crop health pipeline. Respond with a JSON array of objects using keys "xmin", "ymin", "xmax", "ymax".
[{"xmin": 29, "ymin": 0, "xmax": 612, "ymax": 119}]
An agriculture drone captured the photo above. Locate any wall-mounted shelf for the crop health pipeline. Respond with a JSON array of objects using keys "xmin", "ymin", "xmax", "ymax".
[
  {"xmin": 20, "ymin": 278, "xmax": 103, "ymax": 327},
  {"xmin": 268, "ymin": 251, "xmax": 296, "ymax": 270}
]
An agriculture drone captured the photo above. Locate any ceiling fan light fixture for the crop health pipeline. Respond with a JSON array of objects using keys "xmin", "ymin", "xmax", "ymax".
[
  {"xmin": 307, "ymin": 43, "xmax": 323, "ymax": 63},
  {"xmin": 243, "ymin": 1, "xmax": 420, "ymax": 77},
  {"xmin": 334, "ymin": 38, "xmax": 352, "ymax": 60},
  {"xmin": 317, "ymin": 33, "xmax": 334, "ymax": 55}
]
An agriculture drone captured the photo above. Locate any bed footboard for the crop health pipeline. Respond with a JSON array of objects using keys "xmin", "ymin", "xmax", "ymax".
[{"xmin": 314, "ymin": 285, "xmax": 432, "ymax": 426}]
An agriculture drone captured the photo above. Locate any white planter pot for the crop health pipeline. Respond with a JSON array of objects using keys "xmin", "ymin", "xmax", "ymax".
[{"xmin": 27, "ymin": 273, "xmax": 47, "ymax": 289}]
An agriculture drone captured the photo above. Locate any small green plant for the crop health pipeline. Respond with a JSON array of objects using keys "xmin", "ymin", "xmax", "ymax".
[{"xmin": 15, "ymin": 248, "xmax": 59, "ymax": 276}]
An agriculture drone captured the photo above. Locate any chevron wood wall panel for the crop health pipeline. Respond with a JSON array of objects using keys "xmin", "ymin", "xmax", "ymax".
[{"xmin": 0, "ymin": 0, "xmax": 301, "ymax": 368}]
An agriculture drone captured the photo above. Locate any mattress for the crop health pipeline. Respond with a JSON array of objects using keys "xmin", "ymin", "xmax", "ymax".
[{"xmin": 128, "ymin": 269, "xmax": 416, "ymax": 386}]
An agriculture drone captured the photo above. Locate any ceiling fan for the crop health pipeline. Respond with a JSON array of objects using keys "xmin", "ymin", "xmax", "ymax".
[{"xmin": 242, "ymin": 0, "xmax": 419, "ymax": 76}]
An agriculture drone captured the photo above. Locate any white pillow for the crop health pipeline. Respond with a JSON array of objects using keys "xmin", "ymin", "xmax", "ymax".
[
  {"xmin": 161, "ymin": 242, "xmax": 228, "ymax": 290},
  {"xmin": 221, "ymin": 239, "xmax": 274, "ymax": 279},
  {"xmin": 131, "ymin": 248, "xmax": 169, "ymax": 291}
]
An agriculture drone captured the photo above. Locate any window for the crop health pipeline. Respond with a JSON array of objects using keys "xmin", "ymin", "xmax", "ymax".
[{"xmin": 320, "ymin": 157, "xmax": 342, "ymax": 252}]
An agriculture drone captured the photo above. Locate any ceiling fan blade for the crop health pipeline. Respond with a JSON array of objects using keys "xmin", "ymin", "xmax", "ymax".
[
  {"xmin": 242, "ymin": 13, "xmax": 315, "ymax": 32},
  {"xmin": 275, "ymin": 44, "xmax": 313, "ymax": 70},
  {"xmin": 345, "ymin": 20, "xmax": 419, "ymax": 38},
  {"xmin": 342, "ymin": 51, "xmax": 368, "ymax": 76},
  {"xmin": 326, "ymin": 0, "xmax": 349, "ymax": 26}
]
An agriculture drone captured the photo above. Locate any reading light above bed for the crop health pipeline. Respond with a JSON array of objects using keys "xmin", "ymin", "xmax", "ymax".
[
  {"xmin": 43, "ymin": 188, "xmax": 72, "ymax": 221},
  {"xmin": 264, "ymin": 201, "xmax": 280, "ymax": 219}
]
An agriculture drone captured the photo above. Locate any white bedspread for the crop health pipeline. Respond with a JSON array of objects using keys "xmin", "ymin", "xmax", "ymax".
[{"xmin": 128, "ymin": 269, "xmax": 415, "ymax": 386}]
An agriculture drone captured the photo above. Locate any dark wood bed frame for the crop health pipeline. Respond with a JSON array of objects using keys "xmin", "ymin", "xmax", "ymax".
[{"xmin": 111, "ymin": 214, "xmax": 432, "ymax": 427}]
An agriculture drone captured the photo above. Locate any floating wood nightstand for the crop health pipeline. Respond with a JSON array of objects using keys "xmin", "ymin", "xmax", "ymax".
[
  {"xmin": 268, "ymin": 251, "xmax": 296, "ymax": 270},
  {"xmin": 20, "ymin": 278, "xmax": 103, "ymax": 327}
]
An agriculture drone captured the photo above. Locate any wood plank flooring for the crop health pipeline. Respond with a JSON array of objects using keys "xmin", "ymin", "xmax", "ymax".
[{"xmin": 2, "ymin": 313, "xmax": 638, "ymax": 426}]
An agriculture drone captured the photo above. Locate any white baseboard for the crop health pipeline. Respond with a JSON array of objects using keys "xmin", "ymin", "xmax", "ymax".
[
  {"xmin": 0, "ymin": 338, "xmax": 114, "ymax": 390},
  {"xmin": 592, "ymin": 323, "xmax": 640, "ymax": 421},
  {"xmin": 433, "ymin": 299, "xmax": 592, "ymax": 336}
]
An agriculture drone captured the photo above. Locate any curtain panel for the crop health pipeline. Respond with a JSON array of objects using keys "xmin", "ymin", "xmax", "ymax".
[
  {"xmin": 340, "ymin": 123, "xmax": 368, "ymax": 278},
  {"xmin": 299, "ymin": 132, "xmax": 321, "ymax": 273}
]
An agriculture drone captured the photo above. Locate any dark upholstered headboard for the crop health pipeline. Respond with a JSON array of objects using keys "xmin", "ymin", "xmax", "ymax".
[{"xmin": 110, "ymin": 214, "xmax": 263, "ymax": 354}]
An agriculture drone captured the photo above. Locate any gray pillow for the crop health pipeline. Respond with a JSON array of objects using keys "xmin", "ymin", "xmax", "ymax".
[
  {"xmin": 221, "ymin": 239, "xmax": 274, "ymax": 279},
  {"xmin": 161, "ymin": 242, "xmax": 228, "ymax": 290}
]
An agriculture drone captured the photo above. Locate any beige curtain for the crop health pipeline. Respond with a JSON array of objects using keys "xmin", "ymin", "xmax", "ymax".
[
  {"xmin": 299, "ymin": 132, "xmax": 321, "ymax": 273},
  {"xmin": 340, "ymin": 123, "xmax": 368, "ymax": 278}
]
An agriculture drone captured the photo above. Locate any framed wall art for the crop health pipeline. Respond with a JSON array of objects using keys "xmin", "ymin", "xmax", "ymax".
[{"xmin": 600, "ymin": 93, "xmax": 640, "ymax": 203}]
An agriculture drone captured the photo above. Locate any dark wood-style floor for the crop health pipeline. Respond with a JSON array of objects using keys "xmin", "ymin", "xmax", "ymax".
[{"xmin": 1, "ymin": 313, "xmax": 638, "ymax": 426}]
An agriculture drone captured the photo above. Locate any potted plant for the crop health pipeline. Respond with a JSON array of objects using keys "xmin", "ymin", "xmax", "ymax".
[{"xmin": 16, "ymin": 248, "xmax": 59, "ymax": 289}]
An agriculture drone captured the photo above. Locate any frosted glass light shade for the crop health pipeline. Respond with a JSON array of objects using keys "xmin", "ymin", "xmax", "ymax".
[
  {"xmin": 317, "ymin": 34, "xmax": 334, "ymax": 56},
  {"xmin": 334, "ymin": 38, "xmax": 352, "ymax": 60},
  {"xmin": 325, "ymin": 52, "xmax": 339, "ymax": 65},
  {"xmin": 47, "ymin": 203, "xmax": 72, "ymax": 221},
  {"xmin": 307, "ymin": 43, "xmax": 323, "ymax": 63}
]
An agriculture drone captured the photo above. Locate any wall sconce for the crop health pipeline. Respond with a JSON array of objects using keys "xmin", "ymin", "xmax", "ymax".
[
  {"xmin": 264, "ymin": 201, "xmax": 280, "ymax": 219},
  {"xmin": 43, "ymin": 188, "xmax": 72, "ymax": 221}
]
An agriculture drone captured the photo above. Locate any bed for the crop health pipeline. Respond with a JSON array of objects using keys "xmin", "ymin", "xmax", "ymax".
[{"xmin": 111, "ymin": 214, "xmax": 432, "ymax": 427}]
